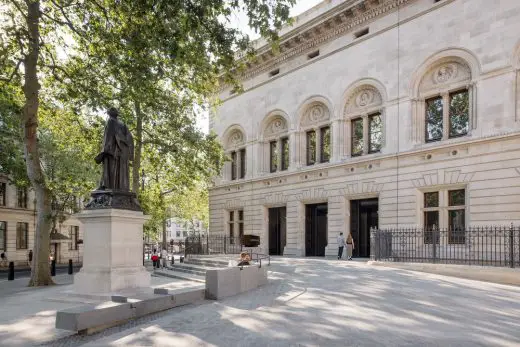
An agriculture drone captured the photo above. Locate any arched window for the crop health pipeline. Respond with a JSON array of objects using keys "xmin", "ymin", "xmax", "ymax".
[
  {"xmin": 262, "ymin": 113, "xmax": 290, "ymax": 173},
  {"xmin": 299, "ymin": 101, "xmax": 331, "ymax": 166},
  {"xmin": 224, "ymin": 126, "xmax": 247, "ymax": 180},
  {"xmin": 411, "ymin": 52, "xmax": 479, "ymax": 144},
  {"xmin": 343, "ymin": 84, "xmax": 385, "ymax": 157}
]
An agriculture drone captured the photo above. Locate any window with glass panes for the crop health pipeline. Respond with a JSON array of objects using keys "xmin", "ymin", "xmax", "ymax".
[
  {"xmin": 422, "ymin": 188, "xmax": 466, "ymax": 244},
  {"xmin": 425, "ymin": 89, "xmax": 469, "ymax": 142},
  {"xmin": 239, "ymin": 149, "xmax": 246, "ymax": 179},
  {"xmin": 281, "ymin": 137, "xmax": 289, "ymax": 171},
  {"xmin": 16, "ymin": 222, "xmax": 28, "ymax": 249},
  {"xmin": 269, "ymin": 141, "xmax": 278, "ymax": 173},
  {"xmin": 228, "ymin": 210, "xmax": 244, "ymax": 245},
  {"xmin": 17, "ymin": 187, "xmax": 27, "ymax": 208},
  {"xmin": 0, "ymin": 182, "xmax": 6, "ymax": 206},
  {"xmin": 306, "ymin": 130, "xmax": 316, "ymax": 165},
  {"xmin": 320, "ymin": 126, "xmax": 330, "ymax": 163},
  {"xmin": 0, "ymin": 221, "xmax": 6, "ymax": 251},
  {"xmin": 351, "ymin": 118, "xmax": 364, "ymax": 156},
  {"xmin": 69, "ymin": 225, "xmax": 79, "ymax": 250},
  {"xmin": 368, "ymin": 113, "xmax": 382, "ymax": 153}
]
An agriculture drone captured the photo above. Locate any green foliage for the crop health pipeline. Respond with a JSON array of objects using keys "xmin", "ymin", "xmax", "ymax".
[{"xmin": 0, "ymin": 0, "xmax": 296, "ymax": 244}]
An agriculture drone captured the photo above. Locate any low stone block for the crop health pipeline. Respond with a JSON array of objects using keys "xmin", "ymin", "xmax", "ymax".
[
  {"xmin": 205, "ymin": 265, "xmax": 268, "ymax": 300},
  {"xmin": 56, "ymin": 302, "xmax": 133, "ymax": 332},
  {"xmin": 131, "ymin": 294, "xmax": 176, "ymax": 317}
]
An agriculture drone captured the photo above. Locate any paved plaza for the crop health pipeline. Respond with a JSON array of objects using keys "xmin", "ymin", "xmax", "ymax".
[{"xmin": 1, "ymin": 258, "xmax": 520, "ymax": 346}]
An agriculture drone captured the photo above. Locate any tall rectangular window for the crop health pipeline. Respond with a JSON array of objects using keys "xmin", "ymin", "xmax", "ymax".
[
  {"xmin": 425, "ymin": 96, "xmax": 443, "ymax": 142},
  {"xmin": 16, "ymin": 222, "xmax": 28, "ymax": 249},
  {"xmin": 448, "ymin": 189, "xmax": 465, "ymax": 244},
  {"xmin": 228, "ymin": 211, "xmax": 235, "ymax": 244},
  {"xmin": 368, "ymin": 113, "xmax": 382, "ymax": 153},
  {"xmin": 423, "ymin": 192, "xmax": 440, "ymax": 244},
  {"xmin": 69, "ymin": 225, "xmax": 79, "ymax": 250},
  {"xmin": 238, "ymin": 210, "xmax": 244, "ymax": 239},
  {"xmin": 306, "ymin": 130, "xmax": 316, "ymax": 165},
  {"xmin": 239, "ymin": 149, "xmax": 246, "ymax": 179},
  {"xmin": 320, "ymin": 126, "xmax": 330, "ymax": 163},
  {"xmin": 281, "ymin": 137, "xmax": 289, "ymax": 171},
  {"xmin": 231, "ymin": 151, "xmax": 237, "ymax": 180},
  {"xmin": 269, "ymin": 141, "xmax": 278, "ymax": 173},
  {"xmin": 17, "ymin": 187, "xmax": 27, "ymax": 208},
  {"xmin": 0, "ymin": 221, "xmax": 6, "ymax": 250},
  {"xmin": 449, "ymin": 90, "xmax": 469, "ymax": 138},
  {"xmin": 351, "ymin": 118, "xmax": 364, "ymax": 156},
  {"xmin": 0, "ymin": 182, "xmax": 6, "ymax": 206}
]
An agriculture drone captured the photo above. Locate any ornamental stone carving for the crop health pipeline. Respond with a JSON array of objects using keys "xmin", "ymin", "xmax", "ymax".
[
  {"xmin": 419, "ymin": 60, "xmax": 471, "ymax": 93},
  {"xmin": 227, "ymin": 129, "xmax": 245, "ymax": 148},
  {"xmin": 301, "ymin": 103, "xmax": 330, "ymax": 127},
  {"xmin": 264, "ymin": 116, "xmax": 288, "ymax": 137},
  {"xmin": 344, "ymin": 86, "xmax": 382, "ymax": 116}
]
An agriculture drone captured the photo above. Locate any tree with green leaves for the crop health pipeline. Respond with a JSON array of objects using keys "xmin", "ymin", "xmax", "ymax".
[{"xmin": 0, "ymin": 0, "xmax": 295, "ymax": 286}]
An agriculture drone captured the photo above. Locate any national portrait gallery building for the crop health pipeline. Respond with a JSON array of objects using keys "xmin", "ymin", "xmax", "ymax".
[{"xmin": 208, "ymin": 0, "xmax": 520, "ymax": 258}]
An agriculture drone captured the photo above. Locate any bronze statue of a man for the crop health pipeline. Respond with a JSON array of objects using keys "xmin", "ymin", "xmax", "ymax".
[{"xmin": 95, "ymin": 107, "xmax": 134, "ymax": 191}]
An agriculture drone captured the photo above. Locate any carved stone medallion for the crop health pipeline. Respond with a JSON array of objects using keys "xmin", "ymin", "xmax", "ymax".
[
  {"xmin": 301, "ymin": 103, "xmax": 330, "ymax": 127},
  {"xmin": 264, "ymin": 116, "xmax": 287, "ymax": 136},
  {"xmin": 228, "ymin": 129, "xmax": 245, "ymax": 148},
  {"xmin": 344, "ymin": 86, "xmax": 382, "ymax": 115}
]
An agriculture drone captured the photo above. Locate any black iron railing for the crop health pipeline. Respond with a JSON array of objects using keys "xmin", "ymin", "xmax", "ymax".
[
  {"xmin": 184, "ymin": 235, "xmax": 244, "ymax": 257},
  {"xmin": 371, "ymin": 225, "xmax": 520, "ymax": 268},
  {"xmin": 184, "ymin": 235, "xmax": 270, "ymax": 267}
]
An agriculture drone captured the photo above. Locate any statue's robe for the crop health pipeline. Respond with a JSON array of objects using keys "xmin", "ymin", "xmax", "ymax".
[{"xmin": 97, "ymin": 117, "xmax": 134, "ymax": 191}]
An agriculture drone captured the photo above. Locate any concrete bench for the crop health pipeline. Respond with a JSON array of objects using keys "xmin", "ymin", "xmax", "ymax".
[
  {"xmin": 205, "ymin": 265, "xmax": 268, "ymax": 300},
  {"xmin": 56, "ymin": 287, "xmax": 205, "ymax": 334}
]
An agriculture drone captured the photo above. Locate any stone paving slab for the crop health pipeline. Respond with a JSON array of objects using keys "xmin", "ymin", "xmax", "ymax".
[
  {"xmin": 0, "ymin": 273, "xmax": 203, "ymax": 346},
  {"xmin": 38, "ymin": 258, "xmax": 520, "ymax": 347}
]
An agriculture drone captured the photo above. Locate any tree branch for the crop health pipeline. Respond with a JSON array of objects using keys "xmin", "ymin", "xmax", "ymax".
[{"xmin": 0, "ymin": 59, "xmax": 23, "ymax": 82}]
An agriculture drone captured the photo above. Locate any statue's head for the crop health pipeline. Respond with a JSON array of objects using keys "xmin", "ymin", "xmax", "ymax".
[{"xmin": 107, "ymin": 107, "xmax": 119, "ymax": 118}]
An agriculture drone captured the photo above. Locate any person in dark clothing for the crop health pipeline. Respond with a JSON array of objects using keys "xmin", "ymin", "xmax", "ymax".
[
  {"xmin": 28, "ymin": 250, "xmax": 33, "ymax": 268},
  {"xmin": 237, "ymin": 252, "xmax": 251, "ymax": 266}
]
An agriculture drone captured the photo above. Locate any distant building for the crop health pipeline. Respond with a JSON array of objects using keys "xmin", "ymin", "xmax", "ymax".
[
  {"xmin": 167, "ymin": 218, "xmax": 206, "ymax": 242},
  {"xmin": 0, "ymin": 175, "xmax": 84, "ymax": 266}
]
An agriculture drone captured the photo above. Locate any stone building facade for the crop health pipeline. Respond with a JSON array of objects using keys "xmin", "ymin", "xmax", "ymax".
[
  {"xmin": 0, "ymin": 175, "xmax": 84, "ymax": 266},
  {"xmin": 209, "ymin": 0, "xmax": 520, "ymax": 257}
]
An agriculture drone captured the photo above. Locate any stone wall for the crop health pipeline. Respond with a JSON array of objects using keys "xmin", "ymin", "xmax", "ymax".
[{"xmin": 209, "ymin": 0, "xmax": 520, "ymax": 256}]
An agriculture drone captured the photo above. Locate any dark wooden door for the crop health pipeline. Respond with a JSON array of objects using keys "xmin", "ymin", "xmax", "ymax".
[
  {"xmin": 269, "ymin": 207, "xmax": 286, "ymax": 256},
  {"xmin": 305, "ymin": 203, "xmax": 328, "ymax": 256}
]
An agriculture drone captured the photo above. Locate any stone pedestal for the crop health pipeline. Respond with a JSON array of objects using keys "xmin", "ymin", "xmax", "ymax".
[{"xmin": 73, "ymin": 209, "xmax": 151, "ymax": 294}]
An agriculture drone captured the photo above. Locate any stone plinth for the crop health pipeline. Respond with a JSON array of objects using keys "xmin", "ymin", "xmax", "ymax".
[{"xmin": 73, "ymin": 209, "xmax": 151, "ymax": 294}]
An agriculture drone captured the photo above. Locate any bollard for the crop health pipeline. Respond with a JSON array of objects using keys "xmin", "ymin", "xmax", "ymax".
[
  {"xmin": 8, "ymin": 262, "xmax": 14, "ymax": 281},
  {"xmin": 68, "ymin": 259, "xmax": 73, "ymax": 275},
  {"xmin": 51, "ymin": 259, "xmax": 56, "ymax": 276}
]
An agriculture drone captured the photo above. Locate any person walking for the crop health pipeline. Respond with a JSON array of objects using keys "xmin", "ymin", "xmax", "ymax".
[
  {"xmin": 161, "ymin": 248, "xmax": 168, "ymax": 268},
  {"xmin": 336, "ymin": 232, "xmax": 346, "ymax": 260},
  {"xmin": 28, "ymin": 250, "xmax": 33, "ymax": 268},
  {"xmin": 346, "ymin": 232, "xmax": 355, "ymax": 260}
]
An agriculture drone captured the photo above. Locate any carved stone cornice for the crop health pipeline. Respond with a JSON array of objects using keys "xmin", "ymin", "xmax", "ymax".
[{"xmin": 222, "ymin": 0, "xmax": 414, "ymax": 89}]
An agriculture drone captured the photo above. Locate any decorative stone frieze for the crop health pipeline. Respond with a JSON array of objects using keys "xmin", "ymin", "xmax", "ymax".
[
  {"xmin": 301, "ymin": 103, "xmax": 330, "ymax": 128},
  {"xmin": 264, "ymin": 116, "xmax": 288, "ymax": 137},
  {"xmin": 419, "ymin": 60, "xmax": 471, "ymax": 94},
  {"xmin": 294, "ymin": 187, "xmax": 330, "ymax": 201},
  {"xmin": 412, "ymin": 170, "xmax": 475, "ymax": 188},
  {"xmin": 222, "ymin": 0, "xmax": 415, "ymax": 88},
  {"xmin": 263, "ymin": 192, "xmax": 289, "ymax": 205},
  {"xmin": 344, "ymin": 85, "xmax": 383, "ymax": 116},
  {"xmin": 341, "ymin": 181, "xmax": 384, "ymax": 196}
]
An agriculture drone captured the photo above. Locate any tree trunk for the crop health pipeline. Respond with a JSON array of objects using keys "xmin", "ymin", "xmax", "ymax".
[
  {"xmin": 132, "ymin": 101, "xmax": 143, "ymax": 194},
  {"xmin": 23, "ymin": 0, "xmax": 54, "ymax": 286}
]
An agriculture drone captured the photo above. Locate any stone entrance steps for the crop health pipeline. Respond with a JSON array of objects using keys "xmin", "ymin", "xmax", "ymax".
[{"xmin": 154, "ymin": 257, "xmax": 231, "ymax": 283}]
